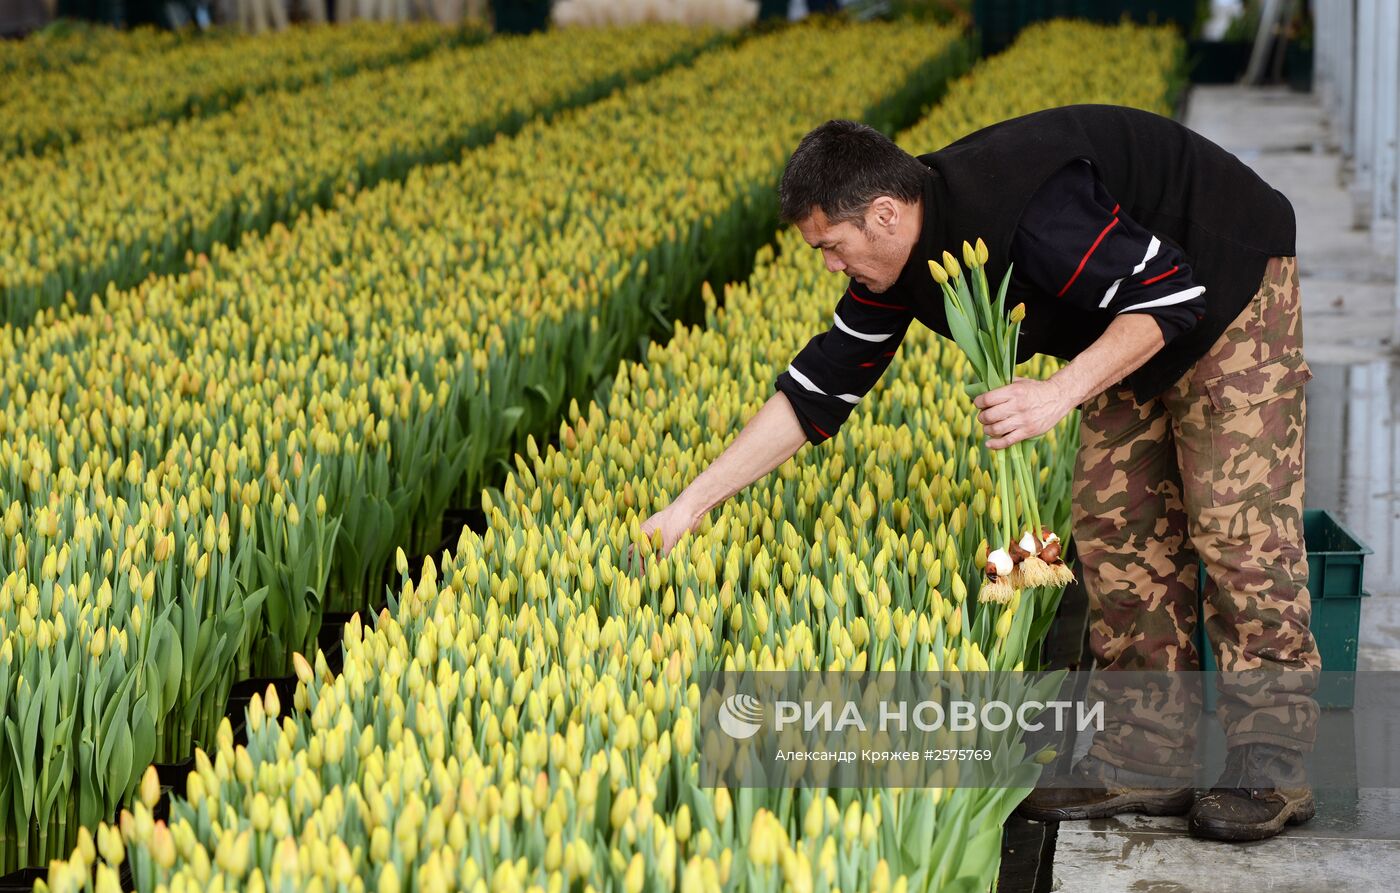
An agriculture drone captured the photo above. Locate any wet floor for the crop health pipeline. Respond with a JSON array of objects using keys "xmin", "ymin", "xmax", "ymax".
[
  {"xmin": 1050, "ymin": 803, "xmax": 1400, "ymax": 893},
  {"xmin": 1050, "ymin": 85, "xmax": 1400, "ymax": 893}
]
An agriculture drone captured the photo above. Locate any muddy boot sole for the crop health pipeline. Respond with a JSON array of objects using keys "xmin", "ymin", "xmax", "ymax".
[
  {"xmin": 1016, "ymin": 787, "xmax": 1195, "ymax": 822},
  {"xmin": 1188, "ymin": 793, "xmax": 1316, "ymax": 842}
]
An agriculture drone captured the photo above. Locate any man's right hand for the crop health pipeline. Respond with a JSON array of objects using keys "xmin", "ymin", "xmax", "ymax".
[
  {"xmin": 628, "ymin": 392, "xmax": 810, "ymax": 566},
  {"xmin": 639, "ymin": 500, "xmax": 704, "ymax": 557}
]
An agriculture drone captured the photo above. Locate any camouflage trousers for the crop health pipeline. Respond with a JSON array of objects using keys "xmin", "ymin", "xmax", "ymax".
[{"xmin": 1073, "ymin": 256, "xmax": 1321, "ymax": 778}]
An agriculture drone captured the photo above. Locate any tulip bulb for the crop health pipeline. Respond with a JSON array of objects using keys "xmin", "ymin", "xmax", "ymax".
[{"xmin": 986, "ymin": 549, "xmax": 1013, "ymax": 577}]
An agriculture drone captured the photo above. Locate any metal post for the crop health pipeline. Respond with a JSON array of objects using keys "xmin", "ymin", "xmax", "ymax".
[
  {"xmin": 1316, "ymin": 0, "xmax": 1357, "ymax": 156},
  {"xmin": 1354, "ymin": 0, "xmax": 1378, "ymax": 224},
  {"xmin": 1338, "ymin": 0, "xmax": 1356, "ymax": 158},
  {"xmin": 1315, "ymin": 0, "xmax": 1334, "ymax": 117},
  {"xmin": 1393, "ymin": 15, "xmax": 1400, "ymax": 324},
  {"xmin": 1244, "ymin": 0, "xmax": 1285, "ymax": 85},
  {"xmin": 1371, "ymin": 1, "xmax": 1398, "ymax": 230}
]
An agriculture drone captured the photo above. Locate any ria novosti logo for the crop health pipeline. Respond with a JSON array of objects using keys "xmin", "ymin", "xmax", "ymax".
[
  {"xmin": 717, "ymin": 693, "xmax": 764, "ymax": 739},
  {"xmin": 714, "ymin": 694, "xmax": 1103, "ymax": 738}
]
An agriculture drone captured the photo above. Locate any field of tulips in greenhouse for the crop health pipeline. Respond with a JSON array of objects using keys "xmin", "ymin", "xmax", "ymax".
[{"xmin": 0, "ymin": 15, "xmax": 1182, "ymax": 893}]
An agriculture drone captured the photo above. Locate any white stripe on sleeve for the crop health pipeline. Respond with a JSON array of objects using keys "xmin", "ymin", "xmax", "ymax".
[
  {"xmin": 832, "ymin": 311, "xmax": 894, "ymax": 343},
  {"xmin": 1131, "ymin": 237, "xmax": 1160, "ymax": 275},
  {"xmin": 785, "ymin": 364, "xmax": 861, "ymax": 404},
  {"xmin": 1098, "ymin": 277, "xmax": 1124, "ymax": 309},
  {"xmin": 1115, "ymin": 285, "xmax": 1206, "ymax": 313}
]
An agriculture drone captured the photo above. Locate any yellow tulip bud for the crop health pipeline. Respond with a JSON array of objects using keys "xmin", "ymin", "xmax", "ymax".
[
  {"xmin": 803, "ymin": 798, "xmax": 824, "ymax": 838},
  {"xmin": 150, "ymin": 822, "xmax": 175, "ymax": 868},
  {"xmin": 97, "ymin": 824, "xmax": 124, "ymax": 867},
  {"xmin": 248, "ymin": 694, "xmax": 264, "ymax": 734},
  {"xmin": 215, "ymin": 829, "xmax": 250, "ymax": 878},
  {"xmin": 625, "ymin": 854, "xmax": 645, "ymax": 893},
  {"xmin": 675, "ymin": 803, "xmax": 692, "ymax": 843},
  {"xmin": 995, "ymin": 608, "xmax": 1014, "ymax": 640},
  {"xmin": 941, "ymin": 250, "xmax": 961, "ymax": 279},
  {"xmin": 843, "ymin": 801, "xmax": 861, "ymax": 840},
  {"xmin": 250, "ymin": 793, "xmax": 271, "ymax": 832},
  {"xmin": 713, "ymin": 787, "xmax": 731, "ymax": 827},
  {"xmin": 378, "ymin": 862, "xmax": 401, "ymax": 893},
  {"xmin": 186, "ymin": 770, "xmax": 206, "ymax": 806},
  {"xmin": 89, "ymin": 628, "xmax": 106, "ymax": 659},
  {"xmin": 133, "ymin": 807, "xmax": 153, "ymax": 844},
  {"xmin": 574, "ymin": 840, "xmax": 594, "ymax": 878},
  {"xmin": 370, "ymin": 826, "xmax": 391, "ymax": 863},
  {"xmin": 94, "ymin": 865, "xmax": 121, "ymax": 893},
  {"xmin": 293, "ymin": 652, "xmax": 313, "ymax": 685},
  {"xmin": 140, "ymin": 765, "xmax": 160, "ymax": 809},
  {"xmin": 74, "ymin": 826, "xmax": 96, "ymax": 866}
]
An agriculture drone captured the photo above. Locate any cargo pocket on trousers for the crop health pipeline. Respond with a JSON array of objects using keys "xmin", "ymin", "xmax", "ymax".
[{"xmin": 1205, "ymin": 349, "xmax": 1312, "ymax": 507}]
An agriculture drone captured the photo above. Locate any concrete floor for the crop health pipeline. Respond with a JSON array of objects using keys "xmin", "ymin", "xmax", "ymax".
[{"xmin": 1049, "ymin": 85, "xmax": 1400, "ymax": 893}]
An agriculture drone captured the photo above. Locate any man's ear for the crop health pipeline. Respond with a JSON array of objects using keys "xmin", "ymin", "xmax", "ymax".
[{"xmin": 869, "ymin": 196, "xmax": 900, "ymax": 231}]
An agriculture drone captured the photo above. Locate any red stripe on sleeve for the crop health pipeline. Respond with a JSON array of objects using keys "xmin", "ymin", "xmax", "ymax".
[
  {"xmin": 1140, "ymin": 264, "xmax": 1179, "ymax": 286},
  {"xmin": 847, "ymin": 289, "xmax": 907, "ymax": 310},
  {"xmin": 1057, "ymin": 216, "xmax": 1119, "ymax": 297},
  {"xmin": 1111, "ymin": 203, "xmax": 1120, "ymax": 215},
  {"xmin": 810, "ymin": 420, "xmax": 831, "ymax": 439},
  {"xmin": 858, "ymin": 351, "xmax": 899, "ymax": 367}
]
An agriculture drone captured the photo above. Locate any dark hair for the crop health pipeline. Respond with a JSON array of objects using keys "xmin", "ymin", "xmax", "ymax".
[{"xmin": 778, "ymin": 120, "xmax": 928, "ymax": 227}]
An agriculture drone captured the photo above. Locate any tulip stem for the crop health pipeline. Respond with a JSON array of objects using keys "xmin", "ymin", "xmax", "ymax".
[
  {"xmin": 993, "ymin": 447, "xmax": 1014, "ymax": 548},
  {"xmin": 1010, "ymin": 443, "xmax": 1042, "ymax": 540}
]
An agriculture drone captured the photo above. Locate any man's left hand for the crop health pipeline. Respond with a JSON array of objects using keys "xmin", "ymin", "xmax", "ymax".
[{"xmin": 973, "ymin": 378, "xmax": 1075, "ymax": 450}]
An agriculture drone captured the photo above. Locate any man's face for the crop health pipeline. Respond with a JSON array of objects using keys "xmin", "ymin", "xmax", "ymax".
[{"xmin": 796, "ymin": 199, "xmax": 914, "ymax": 294}]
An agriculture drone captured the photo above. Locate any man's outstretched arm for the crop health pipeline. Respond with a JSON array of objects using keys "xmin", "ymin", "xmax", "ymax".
[
  {"xmin": 640, "ymin": 391, "xmax": 809, "ymax": 554},
  {"xmin": 642, "ymin": 277, "xmax": 913, "ymax": 554}
]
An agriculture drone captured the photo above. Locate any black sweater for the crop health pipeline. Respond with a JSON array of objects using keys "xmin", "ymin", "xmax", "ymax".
[{"xmin": 776, "ymin": 104, "xmax": 1295, "ymax": 443}]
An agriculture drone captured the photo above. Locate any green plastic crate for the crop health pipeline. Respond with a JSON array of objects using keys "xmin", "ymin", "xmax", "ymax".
[{"xmin": 1195, "ymin": 509, "xmax": 1372, "ymax": 708}]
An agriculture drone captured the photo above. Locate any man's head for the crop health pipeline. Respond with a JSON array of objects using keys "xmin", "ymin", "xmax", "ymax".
[{"xmin": 779, "ymin": 120, "xmax": 927, "ymax": 293}]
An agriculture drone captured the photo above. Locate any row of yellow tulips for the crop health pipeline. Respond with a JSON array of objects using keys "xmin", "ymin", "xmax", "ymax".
[
  {"xmin": 0, "ymin": 23, "xmax": 188, "ymax": 78},
  {"xmin": 0, "ymin": 20, "xmax": 970, "ymax": 875},
  {"xmin": 37, "ymin": 19, "xmax": 1182, "ymax": 893},
  {"xmin": 0, "ymin": 24, "xmax": 721, "ymax": 327},
  {"xmin": 1, "ymin": 22, "xmax": 481, "ymax": 159}
]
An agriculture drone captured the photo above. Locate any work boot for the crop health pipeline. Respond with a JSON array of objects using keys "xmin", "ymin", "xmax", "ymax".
[
  {"xmin": 1015, "ymin": 752, "xmax": 1194, "ymax": 822},
  {"xmin": 1189, "ymin": 742, "xmax": 1315, "ymax": 842}
]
